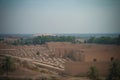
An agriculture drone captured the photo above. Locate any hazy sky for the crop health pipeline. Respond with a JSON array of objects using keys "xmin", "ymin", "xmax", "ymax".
[{"xmin": 0, "ymin": 0, "xmax": 120, "ymax": 34}]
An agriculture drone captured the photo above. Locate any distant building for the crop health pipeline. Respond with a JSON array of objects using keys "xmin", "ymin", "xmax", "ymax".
[
  {"xmin": 75, "ymin": 38, "xmax": 85, "ymax": 43},
  {"xmin": 33, "ymin": 33, "xmax": 56, "ymax": 37},
  {"xmin": 4, "ymin": 37, "xmax": 20, "ymax": 43}
]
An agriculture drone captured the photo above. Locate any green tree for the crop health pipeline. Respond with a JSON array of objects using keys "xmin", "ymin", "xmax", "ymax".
[
  {"xmin": 87, "ymin": 66, "xmax": 99, "ymax": 80},
  {"xmin": 0, "ymin": 56, "xmax": 16, "ymax": 76},
  {"xmin": 0, "ymin": 38, "xmax": 4, "ymax": 41},
  {"xmin": 87, "ymin": 36, "xmax": 120, "ymax": 45},
  {"xmin": 87, "ymin": 37, "xmax": 95, "ymax": 43},
  {"xmin": 106, "ymin": 60, "xmax": 120, "ymax": 80},
  {"xmin": 116, "ymin": 35, "xmax": 120, "ymax": 45}
]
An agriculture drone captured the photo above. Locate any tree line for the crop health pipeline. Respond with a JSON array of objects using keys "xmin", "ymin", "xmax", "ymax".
[
  {"xmin": 86, "ymin": 35, "xmax": 120, "ymax": 45},
  {"xmin": 11, "ymin": 36, "xmax": 75, "ymax": 45}
]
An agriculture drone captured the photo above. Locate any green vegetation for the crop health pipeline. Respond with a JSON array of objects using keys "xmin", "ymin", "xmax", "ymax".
[
  {"xmin": 87, "ymin": 35, "xmax": 120, "ymax": 45},
  {"xmin": 0, "ymin": 38, "xmax": 4, "ymax": 41},
  {"xmin": 87, "ymin": 66, "xmax": 99, "ymax": 80},
  {"xmin": 11, "ymin": 36, "xmax": 75, "ymax": 45},
  {"xmin": 106, "ymin": 60, "xmax": 120, "ymax": 80},
  {"xmin": 6, "ymin": 35, "xmax": 120, "ymax": 45},
  {"xmin": 0, "ymin": 56, "xmax": 16, "ymax": 76},
  {"xmin": 32, "ymin": 36, "xmax": 75, "ymax": 44}
]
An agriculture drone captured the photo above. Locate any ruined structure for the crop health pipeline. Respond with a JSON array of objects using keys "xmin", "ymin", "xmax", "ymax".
[{"xmin": 0, "ymin": 42, "xmax": 120, "ymax": 76}]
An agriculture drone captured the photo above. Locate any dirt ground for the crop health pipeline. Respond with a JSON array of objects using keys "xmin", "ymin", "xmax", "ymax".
[{"xmin": 0, "ymin": 42, "xmax": 120, "ymax": 80}]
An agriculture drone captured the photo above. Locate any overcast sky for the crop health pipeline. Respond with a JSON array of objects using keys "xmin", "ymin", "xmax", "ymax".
[{"xmin": 0, "ymin": 0, "xmax": 120, "ymax": 34}]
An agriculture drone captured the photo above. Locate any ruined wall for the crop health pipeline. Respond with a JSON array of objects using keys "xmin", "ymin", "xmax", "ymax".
[
  {"xmin": 83, "ymin": 45, "xmax": 120, "ymax": 62},
  {"xmin": 64, "ymin": 61, "xmax": 110, "ymax": 76},
  {"xmin": 84, "ymin": 53, "xmax": 120, "ymax": 62}
]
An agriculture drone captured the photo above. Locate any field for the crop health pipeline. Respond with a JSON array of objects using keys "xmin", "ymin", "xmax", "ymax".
[{"xmin": 0, "ymin": 42, "xmax": 120, "ymax": 80}]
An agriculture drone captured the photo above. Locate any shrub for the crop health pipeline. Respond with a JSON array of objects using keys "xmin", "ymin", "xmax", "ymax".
[
  {"xmin": 106, "ymin": 60, "xmax": 120, "ymax": 80},
  {"xmin": 87, "ymin": 66, "xmax": 99, "ymax": 80},
  {"xmin": 0, "ymin": 56, "xmax": 16, "ymax": 72},
  {"xmin": 36, "ymin": 51, "xmax": 40, "ymax": 55}
]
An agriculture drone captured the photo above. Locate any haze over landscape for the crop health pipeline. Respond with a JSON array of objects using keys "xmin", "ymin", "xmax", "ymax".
[
  {"xmin": 0, "ymin": 0, "xmax": 120, "ymax": 34},
  {"xmin": 0, "ymin": 1, "xmax": 120, "ymax": 80}
]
